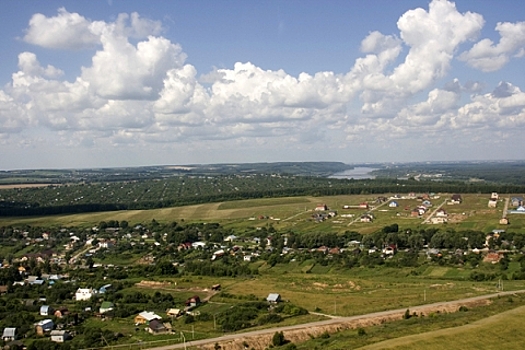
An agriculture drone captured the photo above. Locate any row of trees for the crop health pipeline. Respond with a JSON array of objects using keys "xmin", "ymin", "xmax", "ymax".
[{"xmin": 3, "ymin": 175, "xmax": 525, "ymax": 216}]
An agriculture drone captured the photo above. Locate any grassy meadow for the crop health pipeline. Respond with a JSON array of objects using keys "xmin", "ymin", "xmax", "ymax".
[
  {"xmin": 360, "ymin": 303, "xmax": 525, "ymax": 350},
  {"xmin": 1, "ymin": 193, "xmax": 524, "ymax": 234},
  {"xmin": 290, "ymin": 294, "xmax": 525, "ymax": 350}
]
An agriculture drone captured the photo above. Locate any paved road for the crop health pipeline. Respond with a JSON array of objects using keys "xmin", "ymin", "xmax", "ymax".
[{"xmin": 145, "ymin": 290, "xmax": 525, "ymax": 350}]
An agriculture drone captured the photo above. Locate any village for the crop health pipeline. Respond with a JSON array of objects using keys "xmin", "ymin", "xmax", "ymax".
[{"xmin": 1, "ymin": 191, "xmax": 525, "ymax": 348}]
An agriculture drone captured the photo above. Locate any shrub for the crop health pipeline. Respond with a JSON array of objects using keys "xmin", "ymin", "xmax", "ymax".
[
  {"xmin": 319, "ymin": 331, "xmax": 330, "ymax": 339},
  {"xmin": 257, "ymin": 313, "xmax": 283, "ymax": 325},
  {"xmin": 403, "ymin": 309, "xmax": 411, "ymax": 319},
  {"xmin": 272, "ymin": 331, "xmax": 286, "ymax": 346}
]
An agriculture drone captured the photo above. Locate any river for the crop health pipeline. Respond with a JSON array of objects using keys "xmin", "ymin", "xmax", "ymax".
[{"xmin": 329, "ymin": 166, "xmax": 378, "ymax": 179}]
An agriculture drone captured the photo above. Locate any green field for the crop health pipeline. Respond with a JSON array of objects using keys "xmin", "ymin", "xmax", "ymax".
[
  {"xmin": 2, "ymin": 193, "xmax": 524, "ymax": 235},
  {"xmin": 288, "ymin": 294, "xmax": 525, "ymax": 350},
  {"xmin": 359, "ymin": 303, "xmax": 525, "ymax": 350}
]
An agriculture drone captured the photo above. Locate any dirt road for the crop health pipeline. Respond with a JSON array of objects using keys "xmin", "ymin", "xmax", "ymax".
[{"xmin": 145, "ymin": 290, "xmax": 525, "ymax": 350}]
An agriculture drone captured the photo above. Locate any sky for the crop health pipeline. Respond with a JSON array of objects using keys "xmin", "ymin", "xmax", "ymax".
[{"xmin": 1, "ymin": 0, "xmax": 525, "ymax": 170}]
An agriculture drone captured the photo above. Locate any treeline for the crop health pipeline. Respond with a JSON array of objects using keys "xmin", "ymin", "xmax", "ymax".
[
  {"xmin": 2, "ymin": 176, "xmax": 525, "ymax": 216},
  {"xmin": 374, "ymin": 161, "xmax": 525, "ymax": 185}
]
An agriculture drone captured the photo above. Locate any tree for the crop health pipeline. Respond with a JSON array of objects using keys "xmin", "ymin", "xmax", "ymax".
[
  {"xmin": 272, "ymin": 331, "xmax": 286, "ymax": 346},
  {"xmin": 408, "ymin": 233, "xmax": 424, "ymax": 250}
]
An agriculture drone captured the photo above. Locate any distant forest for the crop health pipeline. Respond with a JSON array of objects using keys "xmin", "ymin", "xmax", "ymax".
[
  {"xmin": 372, "ymin": 160, "xmax": 525, "ymax": 185},
  {"xmin": 0, "ymin": 162, "xmax": 354, "ymax": 185}
]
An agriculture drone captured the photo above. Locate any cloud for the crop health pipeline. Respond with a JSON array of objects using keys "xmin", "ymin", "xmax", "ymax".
[
  {"xmin": 1, "ymin": 0, "xmax": 525, "ymax": 166},
  {"xmin": 347, "ymin": 0, "xmax": 483, "ymax": 117},
  {"xmin": 24, "ymin": 8, "xmax": 99, "ymax": 49},
  {"xmin": 0, "ymin": 90, "xmax": 28, "ymax": 133},
  {"xmin": 23, "ymin": 8, "xmax": 162, "ymax": 50},
  {"xmin": 81, "ymin": 35, "xmax": 186, "ymax": 100},
  {"xmin": 452, "ymin": 82, "xmax": 525, "ymax": 129},
  {"xmin": 459, "ymin": 21, "xmax": 525, "ymax": 71}
]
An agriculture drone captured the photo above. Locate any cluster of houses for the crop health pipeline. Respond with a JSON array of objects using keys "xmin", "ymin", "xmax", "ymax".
[
  {"xmin": 508, "ymin": 196, "xmax": 525, "ymax": 214},
  {"xmin": 134, "ymin": 311, "xmax": 173, "ymax": 335},
  {"xmin": 0, "ymin": 286, "xmax": 117, "ymax": 344}
]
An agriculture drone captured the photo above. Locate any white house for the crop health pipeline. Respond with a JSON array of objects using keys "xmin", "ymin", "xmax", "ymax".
[
  {"xmin": 192, "ymin": 241, "xmax": 206, "ymax": 249},
  {"xmin": 436, "ymin": 209, "xmax": 448, "ymax": 217},
  {"xmin": 389, "ymin": 201, "xmax": 399, "ymax": 208},
  {"xmin": 75, "ymin": 288, "xmax": 96, "ymax": 301}
]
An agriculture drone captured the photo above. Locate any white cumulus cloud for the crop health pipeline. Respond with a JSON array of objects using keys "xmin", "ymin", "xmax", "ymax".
[
  {"xmin": 1, "ymin": 0, "xmax": 524, "ymax": 166},
  {"xmin": 459, "ymin": 21, "xmax": 525, "ymax": 72}
]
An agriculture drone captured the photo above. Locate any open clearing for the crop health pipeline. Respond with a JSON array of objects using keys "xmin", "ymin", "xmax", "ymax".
[{"xmin": 0, "ymin": 183, "xmax": 54, "ymax": 189}]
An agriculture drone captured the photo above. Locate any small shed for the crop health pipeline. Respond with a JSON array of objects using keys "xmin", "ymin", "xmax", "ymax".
[
  {"xmin": 35, "ymin": 319, "xmax": 54, "ymax": 335},
  {"xmin": 2, "ymin": 328, "xmax": 16, "ymax": 341},
  {"xmin": 148, "ymin": 319, "xmax": 168, "ymax": 334},
  {"xmin": 50, "ymin": 330, "xmax": 71, "ymax": 343},
  {"xmin": 266, "ymin": 293, "xmax": 281, "ymax": 303},
  {"xmin": 185, "ymin": 295, "xmax": 201, "ymax": 308},
  {"xmin": 99, "ymin": 301, "xmax": 115, "ymax": 314},
  {"xmin": 166, "ymin": 308, "xmax": 181, "ymax": 317},
  {"xmin": 40, "ymin": 305, "xmax": 55, "ymax": 316}
]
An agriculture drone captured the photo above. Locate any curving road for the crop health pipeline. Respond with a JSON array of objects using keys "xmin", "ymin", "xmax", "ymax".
[{"xmin": 145, "ymin": 289, "xmax": 525, "ymax": 350}]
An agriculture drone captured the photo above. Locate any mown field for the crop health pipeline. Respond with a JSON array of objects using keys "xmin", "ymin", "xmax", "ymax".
[{"xmin": 1, "ymin": 193, "xmax": 524, "ymax": 234}]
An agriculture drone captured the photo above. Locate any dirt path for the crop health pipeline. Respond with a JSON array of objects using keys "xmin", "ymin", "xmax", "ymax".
[
  {"xmin": 347, "ymin": 198, "xmax": 392, "ymax": 226},
  {"xmin": 359, "ymin": 304, "xmax": 525, "ymax": 349},
  {"xmin": 144, "ymin": 290, "xmax": 525, "ymax": 350},
  {"xmin": 503, "ymin": 197, "xmax": 510, "ymax": 218},
  {"xmin": 423, "ymin": 199, "xmax": 447, "ymax": 224}
]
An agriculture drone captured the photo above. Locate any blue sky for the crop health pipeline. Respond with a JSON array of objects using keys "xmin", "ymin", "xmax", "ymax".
[{"xmin": 1, "ymin": 0, "xmax": 525, "ymax": 169}]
